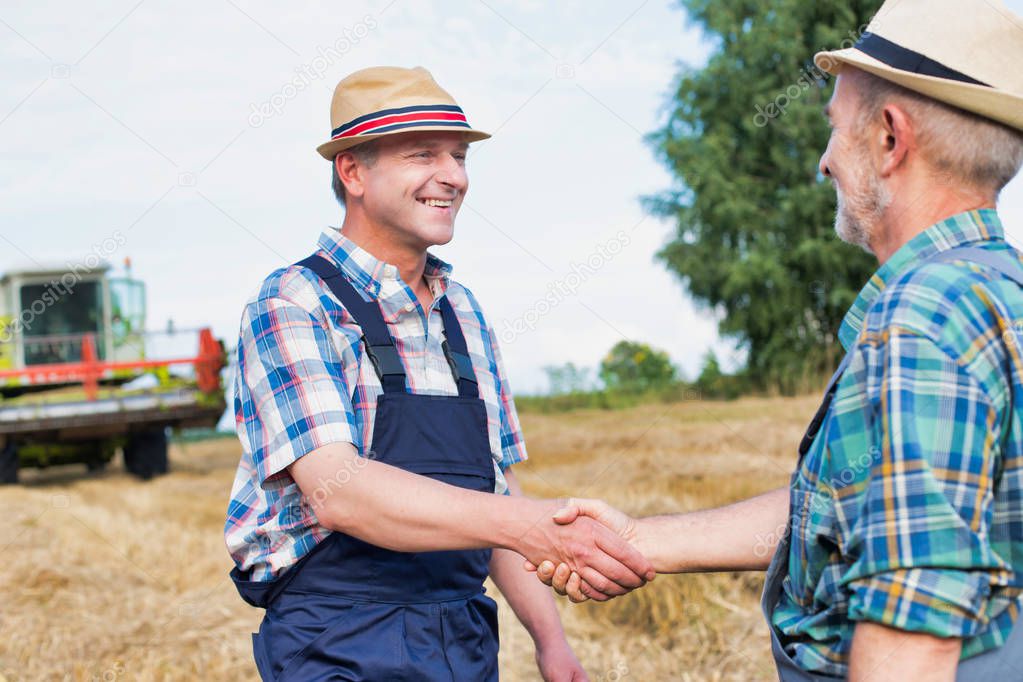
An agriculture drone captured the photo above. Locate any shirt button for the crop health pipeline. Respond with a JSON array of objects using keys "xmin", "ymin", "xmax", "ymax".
[{"xmin": 404, "ymin": 302, "xmax": 415, "ymax": 313}]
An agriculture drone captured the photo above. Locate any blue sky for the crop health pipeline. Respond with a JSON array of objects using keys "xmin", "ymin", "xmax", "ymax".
[{"xmin": 2, "ymin": 0, "xmax": 1022, "ymax": 393}]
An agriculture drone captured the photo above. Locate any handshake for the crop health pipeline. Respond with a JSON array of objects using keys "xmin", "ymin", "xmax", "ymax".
[{"xmin": 513, "ymin": 497, "xmax": 658, "ymax": 603}]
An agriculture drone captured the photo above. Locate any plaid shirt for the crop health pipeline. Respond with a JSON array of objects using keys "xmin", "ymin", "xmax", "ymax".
[
  {"xmin": 224, "ymin": 228, "xmax": 528, "ymax": 581},
  {"xmin": 772, "ymin": 209, "xmax": 1023, "ymax": 676}
]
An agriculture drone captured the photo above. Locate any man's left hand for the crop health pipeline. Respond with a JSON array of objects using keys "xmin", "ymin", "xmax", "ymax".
[{"xmin": 536, "ymin": 640, "xmax": 590, "ymax": 681}]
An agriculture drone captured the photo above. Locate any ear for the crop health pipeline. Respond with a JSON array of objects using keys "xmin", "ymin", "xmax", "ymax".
[
  {"xmin": 335, "ymin": 152, "xmax": 366, "ymax": 200},
  {"xmin": 877, "ymin": 102, "xmax": 916, "ymax": 178}
]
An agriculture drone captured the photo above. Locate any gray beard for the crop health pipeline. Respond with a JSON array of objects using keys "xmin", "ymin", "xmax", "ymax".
[{"xmin": 833, "ymin": 170, "xmax": 891, "ymax": 254}]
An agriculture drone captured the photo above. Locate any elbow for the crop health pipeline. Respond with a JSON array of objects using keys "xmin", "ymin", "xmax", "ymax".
[
  {"xmin": 313, "ymin": 498, "xmax": 361, "ymax": 535},
  {"xmin": 925, "ymin": 634, "xmax": 964, "ymax": 657},
  {"xmin": 314, "ymin": 502, "xmax": 407, "ymax": 551}
]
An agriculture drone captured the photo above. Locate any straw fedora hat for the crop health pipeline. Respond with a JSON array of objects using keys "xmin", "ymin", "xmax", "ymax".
[
  {"xmin": 316, "ymin": 66, "xmax": 491, "ymax": 160},
  {"xmin": 814, "ymin": 0, "xmax": 1023, "ymax": 132}
]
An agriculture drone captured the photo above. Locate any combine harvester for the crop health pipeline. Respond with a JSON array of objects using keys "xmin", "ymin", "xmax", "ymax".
[{"xmin": 0, "ymin": 259, "xmax": 226, "ymax": 483}]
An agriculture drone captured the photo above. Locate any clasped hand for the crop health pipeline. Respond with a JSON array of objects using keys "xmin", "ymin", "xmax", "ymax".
[{"xmin": 521, "ymin": 498, "xmax": 649, "ymax": 603}]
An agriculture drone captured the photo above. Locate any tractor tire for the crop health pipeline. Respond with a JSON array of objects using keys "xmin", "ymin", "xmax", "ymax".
[
  {"xmin": 0, "ymin": 442, "xmax": 18, "ymax": 485},
  {"xmin": 85, "ymin": 456, "xmax": 107, "ymax": 473},
  {"xmin": 84, "ymin": 439, "xmax": 113, "ymax": 474},
  {"xmin": 123, "ymin": 428, "xmax": 169, "ymax": 480}
]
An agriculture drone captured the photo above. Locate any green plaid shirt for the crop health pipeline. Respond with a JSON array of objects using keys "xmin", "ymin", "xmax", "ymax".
[{"xmin": 771, "ymin": 209, "xmax": 1023, "ymax": 677}]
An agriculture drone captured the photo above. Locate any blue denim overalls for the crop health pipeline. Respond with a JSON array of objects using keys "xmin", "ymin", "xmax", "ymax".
[
  {"xmin": 231, "ymin": 253, "xmax": 500, "ymax": 681},
  {"xmin": 762, "ymin": 246, "xmax": 1023, "ymax": 680}
]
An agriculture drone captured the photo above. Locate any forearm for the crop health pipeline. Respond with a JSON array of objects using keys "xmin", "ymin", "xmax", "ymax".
[
  {"xmin": 490, "ymin": 470, "xmax": 568, "ymax": 647},
  {"xmin": 290, "ymin": 442, "xmax": 551, "ymax": 554},
  {"xmin": 490, "ymin": 547, "xmax": 566, "ymax": 646},
  {"xmin": 848, "ymin": 622, "xmax": 961, "ymax": 682},
  {"xmin": 637, "ymin": 486, "xmax": 789, "ymax": 573}
]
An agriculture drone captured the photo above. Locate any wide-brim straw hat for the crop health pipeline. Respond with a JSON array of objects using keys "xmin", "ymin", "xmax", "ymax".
[
  {"xmin": 316, "ymin": 66, "xmax": 491, "ymax": 160},
  {"xmin": 814, "ymin": 0, "xmax": 1023, "ymax": 132}
]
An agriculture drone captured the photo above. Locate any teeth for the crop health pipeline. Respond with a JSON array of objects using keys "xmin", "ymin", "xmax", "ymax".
[{"xmin": 422, "ymin": 199, "xmax": 452, "ymax": 207}]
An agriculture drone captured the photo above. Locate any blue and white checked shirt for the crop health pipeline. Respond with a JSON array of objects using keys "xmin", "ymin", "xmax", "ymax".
[{"xmin": 225, "ymin": 228, "xmax": 528, "ymax": 581}]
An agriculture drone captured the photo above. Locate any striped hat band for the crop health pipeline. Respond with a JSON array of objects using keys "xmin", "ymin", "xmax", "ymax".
[{"xmin": 330, "ymin": 104, "xmax": 471, "ymax": 141}]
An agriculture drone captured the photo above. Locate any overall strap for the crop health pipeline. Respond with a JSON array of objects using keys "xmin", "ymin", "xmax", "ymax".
[
  {"xmin": 925, "ymin": 245, "xmax": 1023, "ymax": 287},
  {"xmin": 798, "ymin": 352, "xmax": 852, "ymax": 457},
  {"xmin": 295, "ymin": 254, "xmax": 407, "ymax": 393},
  {"xmin": 437, "ymin": 296, "xmax": 480, "ymax": 399},
  {"xmin": 798, "ymin": 243, "xmax": 1023, "ymax": 458}
]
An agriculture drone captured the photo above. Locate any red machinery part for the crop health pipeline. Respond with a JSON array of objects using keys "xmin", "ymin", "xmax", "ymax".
[{"xmin": 0, "ymin": 328, "xmax": 225, "ymax": 400}]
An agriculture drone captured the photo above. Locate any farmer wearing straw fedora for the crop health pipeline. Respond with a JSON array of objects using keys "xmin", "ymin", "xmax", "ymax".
[
  {"xmin": 225, "ymin": 66, "xmax": 654, "ymax": 681},
  {"xmin": 528, "ymin": 0, "xmax": 1023, "ymax": 679}
]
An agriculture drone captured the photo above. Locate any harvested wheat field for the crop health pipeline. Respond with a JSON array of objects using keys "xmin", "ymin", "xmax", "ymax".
[{"xmin": 0, "ymin": 393, "xmax": 819, "ymax": 681}]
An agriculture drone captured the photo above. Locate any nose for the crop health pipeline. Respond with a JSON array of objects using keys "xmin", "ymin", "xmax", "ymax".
[
  {"xmin": 435, "ymin": 153, "xmax": 468, "ymax": 192},
  {"xmin": 819, "ymin": 142, "xmax": 833, "ymax": 178}
]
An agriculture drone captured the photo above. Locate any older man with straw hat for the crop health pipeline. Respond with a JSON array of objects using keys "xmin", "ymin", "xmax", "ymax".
[
  {"xmin": 224, "ymin": 66, "xmax": 657, "ymax": 681},
  {"xmin": 530, "ymin": 0, "xmax": 1023, "ymax": 679}
]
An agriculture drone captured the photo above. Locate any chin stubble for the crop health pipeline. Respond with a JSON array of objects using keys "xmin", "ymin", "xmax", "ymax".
[{"xmin": 833, "ymin": 153, "xmax": 891, "ymax": 253}]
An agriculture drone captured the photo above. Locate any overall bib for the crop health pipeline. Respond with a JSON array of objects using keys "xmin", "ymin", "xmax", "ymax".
[
  {"xmin": 762, "ymin": 247, "xmax": 1023, "ymax": 681},
  {"xmin": 231, "ymin": 253, "xmax": 500, "ymax": 682}
]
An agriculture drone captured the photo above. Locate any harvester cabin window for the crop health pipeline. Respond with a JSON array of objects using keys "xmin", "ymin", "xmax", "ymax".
[{"xmin": 19, "ymin": 280, "xmax": 105, "ymax": 365}]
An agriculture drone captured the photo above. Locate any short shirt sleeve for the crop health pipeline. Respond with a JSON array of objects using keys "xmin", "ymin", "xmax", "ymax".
[
  {"xmin": 236, "ymin": 290, "xmax": 357, "ymax": 490},
  {"xmin": 485, "ymin": 322, "xmax": 528, "ymax": 471}
]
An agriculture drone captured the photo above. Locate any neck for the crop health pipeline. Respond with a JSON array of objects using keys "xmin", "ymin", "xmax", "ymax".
[
  {"xmin": 870, "ymin": 182, "xmax": 996, "ymax": 264},
  {"xmin": 340, "ymin": 211, "xmax": 432, "ymax": 303}
]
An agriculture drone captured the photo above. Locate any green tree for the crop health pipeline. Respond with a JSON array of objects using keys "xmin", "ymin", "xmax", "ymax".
[
  {"xmin": 648, "ymin": 0, "xmax": 882, "ymax": 393},
  {"xmin": 599, "ymin": 341, "xmax": 676, "ymax": 392}
]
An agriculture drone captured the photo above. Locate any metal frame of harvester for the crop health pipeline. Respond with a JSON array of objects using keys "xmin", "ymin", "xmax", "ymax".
[{"xmin": 0, "ymin": 260, "xmax": 226, "ymax": 483}]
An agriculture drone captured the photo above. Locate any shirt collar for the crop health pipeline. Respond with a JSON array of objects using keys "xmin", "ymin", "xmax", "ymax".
[
  {"xmin": 316, "ymin": 227, "xmax": 453, "ymax": 299},
  {"xmin": 838, "ymin": 208, "xmax": 1005, "ymax": 350}
]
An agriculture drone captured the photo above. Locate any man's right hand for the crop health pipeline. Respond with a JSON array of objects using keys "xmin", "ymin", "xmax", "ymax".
[
  {"xmin": 523, "ymin": 498, "xmax": 645, "ymax": 603},
  {"xmin": 512, "ymin": 498, "xmax": 653, "ymax": 602}
]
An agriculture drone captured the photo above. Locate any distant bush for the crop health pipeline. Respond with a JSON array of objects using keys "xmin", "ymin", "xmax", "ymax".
[
  {"xmin": 693, "ymin": 351, "xmax": 750, "ymax": 400},
  {"xmin": 599, "ymin": 341, "xmax": 676, "ymax": 393},
  {"xmin": 519, "ymin": 346, "xmax": 750, "ymax": 414},
  {"xmin": 517, "ymin": 381, "xmax": 709, "ymax": 414},
  {"xmin": 541, "ymin": 362, "xmax": 596, "ymax": 395}
]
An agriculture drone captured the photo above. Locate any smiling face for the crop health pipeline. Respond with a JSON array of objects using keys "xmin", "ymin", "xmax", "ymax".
[
  {"xmin": 348, "ymin": 130, "xmax": 469, "ymax": 252},
  {"xmin": 819, "ymin": 72, "xmax": 891, "ymax": 252}
]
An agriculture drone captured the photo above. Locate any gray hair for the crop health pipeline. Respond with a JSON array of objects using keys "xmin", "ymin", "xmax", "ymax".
[
  {"xmin": 847, "ymin": 69, "xmax": 1023, "ymax": 195},
  {"xmin": 331, "ymin": 139, "xmax": 381, "ymax": 206}
]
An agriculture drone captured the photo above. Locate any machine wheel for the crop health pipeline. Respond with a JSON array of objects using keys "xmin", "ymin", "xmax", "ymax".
[
  {"xmin": 123, "ymin": 428, "xmax": 169, "ymax": 480},
  {"xmin": 84, "ymin": 439, "xmax": 114, "ymax": 474},
  {"xmin": 85, "ymin": 456, "xmax": 107, "ymax": 473},
  {"xmin": 0, "ymin": 441, "xmax": 18, "ymax": 485}
]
